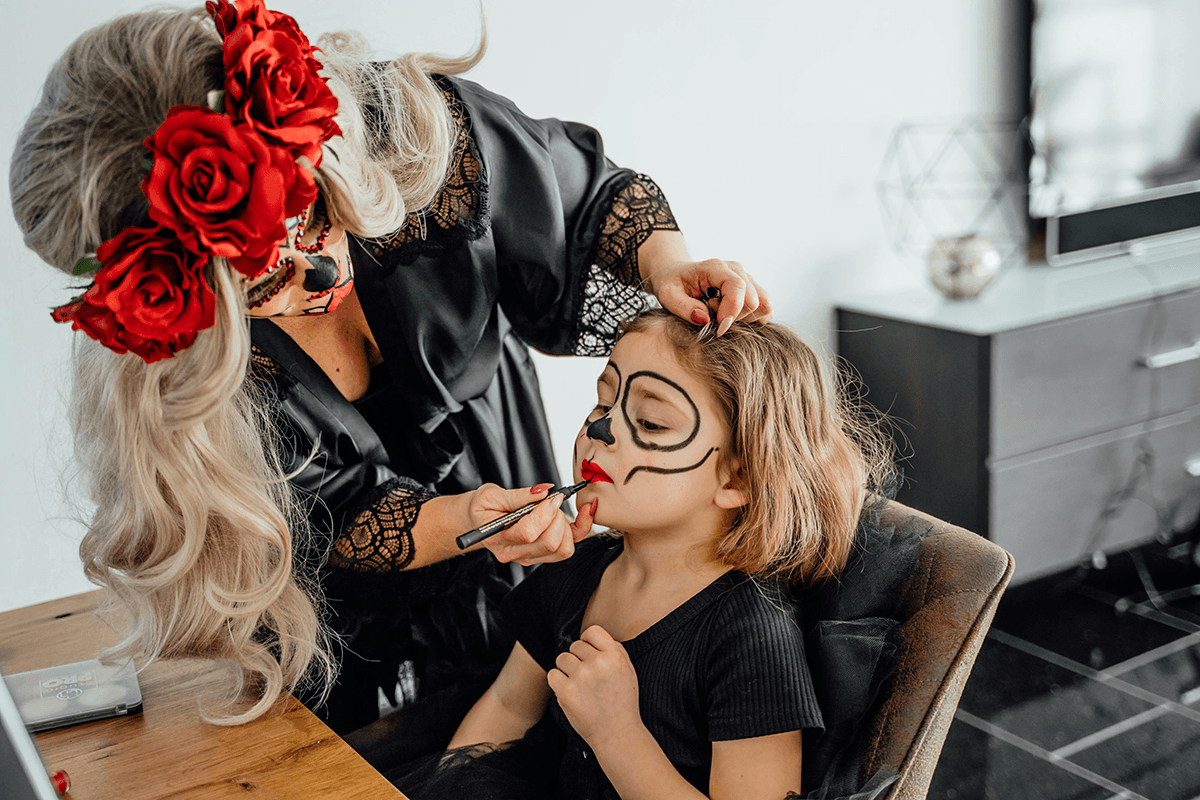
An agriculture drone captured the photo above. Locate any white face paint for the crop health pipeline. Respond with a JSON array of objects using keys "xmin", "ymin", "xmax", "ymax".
[
  {"xmin": 244, "ymin": 195, "xmax": 354, "ymax": 317},
  {"xmin": 573, "ymin": 329, "xmax": 732, "ymax": 536}
]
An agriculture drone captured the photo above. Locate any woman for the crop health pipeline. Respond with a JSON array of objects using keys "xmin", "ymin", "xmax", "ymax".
[{"xmin": 9, "ymin": 0, "xmax": 771, "ymax": 736}]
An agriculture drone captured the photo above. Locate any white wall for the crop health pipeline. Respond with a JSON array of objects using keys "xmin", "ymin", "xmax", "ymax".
[{"xmin": 0, "ymin": 0, "xmax": 1019, "ymax": 613}]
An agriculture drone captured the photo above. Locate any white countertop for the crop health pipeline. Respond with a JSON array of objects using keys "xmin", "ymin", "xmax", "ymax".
[{"xmin": 835, "ymin": 251, "xmax": 1200, "ymax": 335}]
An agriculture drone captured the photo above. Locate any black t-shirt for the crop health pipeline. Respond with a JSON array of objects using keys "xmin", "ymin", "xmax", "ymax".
[{"xmin": 503, "ymin": 536, "xmax": 823, "ymax": 799}]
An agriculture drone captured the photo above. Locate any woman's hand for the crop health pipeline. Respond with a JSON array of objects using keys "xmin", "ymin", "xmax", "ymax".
[
  {"xmin": 547, "ymin": 625, "xmax": 642, "ymax": 746},
  {"xmin": 637, "ymin": 230, "xmax": 773, "ymax": 335},
  {"xmin": 650, "ymin": 258, "xmax": 773, "ymax": 335},
  {"xmin": 467, "ymin": 483, "xmax": 597, "ymax": 565}
]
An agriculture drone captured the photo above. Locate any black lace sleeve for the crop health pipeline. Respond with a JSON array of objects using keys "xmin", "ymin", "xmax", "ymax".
[
  {"xmin": 328, "ymin": 477, "xmax": 437, "ymax": 573},
  {"xmin": 356, "ymin": 78, "xmax": 489, "ymax": 268},
  {"xmin": 593, "ymin": 174, "xmax": 680, "ymax": 285},
  {"xmin": 575, "ymin": 174, "xmax": 680, "ymax": 356}
]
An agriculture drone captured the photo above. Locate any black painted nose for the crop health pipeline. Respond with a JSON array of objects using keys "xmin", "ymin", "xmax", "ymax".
[
  {"xmin": 586, "ymin": 415, "xmax": 615, "ymax": 445},
  {"xmin": 302, "ymin": 255, "xmax": 339, "ymax": 292}
]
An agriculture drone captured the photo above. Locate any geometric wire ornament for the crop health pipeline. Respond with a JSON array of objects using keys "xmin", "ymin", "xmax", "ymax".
[{"xmin": 877, "ymin": 117, "xmax": 1030, "ymax": 266}]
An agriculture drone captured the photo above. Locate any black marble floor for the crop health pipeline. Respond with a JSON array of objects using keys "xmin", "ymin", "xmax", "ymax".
[{"xmin": 929, "ymin": 535, "xmax": 1200, "ymax": 800}]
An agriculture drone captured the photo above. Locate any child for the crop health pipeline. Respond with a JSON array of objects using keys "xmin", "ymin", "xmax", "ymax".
[{"xmin": 404, "ymin": 308, "xmax": 892, "ymax": 799}]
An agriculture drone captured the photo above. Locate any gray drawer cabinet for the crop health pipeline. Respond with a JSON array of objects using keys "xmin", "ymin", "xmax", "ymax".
[{"xmin": 835, "ymin": 261, "xmax": 1200, "ymax": 581}]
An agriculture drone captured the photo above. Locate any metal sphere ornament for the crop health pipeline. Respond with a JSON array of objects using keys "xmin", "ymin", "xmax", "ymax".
[{"xmin": 927, "ymin": 234, "xmax": 1003, "ymax": 299}]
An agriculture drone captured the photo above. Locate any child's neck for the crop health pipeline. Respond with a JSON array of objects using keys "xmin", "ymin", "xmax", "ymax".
[
  {"xmin": 615, "ymin": 524, "xmax": 727, "ymax": 587},
  {"xmin": 582, "ymin": 517, "xmax": 731, "ymax": 642}
]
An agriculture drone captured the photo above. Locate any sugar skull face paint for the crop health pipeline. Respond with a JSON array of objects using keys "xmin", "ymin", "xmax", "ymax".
[
  {"xmin": 574, "ymin": 328, "xmax": 733, "ymax": 535},
  {"xmin": 245, "ymin": 195, "xmax": 355, "ymax": 317}
]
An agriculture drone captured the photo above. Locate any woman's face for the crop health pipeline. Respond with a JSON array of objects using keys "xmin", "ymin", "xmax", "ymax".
[
  {"xmin": 573, "ymin": 328, "xmax": 737, "ymax": 536},
  {"xmin": 244, "ymin": 196, "xmax": 354, "ymax": 317}
]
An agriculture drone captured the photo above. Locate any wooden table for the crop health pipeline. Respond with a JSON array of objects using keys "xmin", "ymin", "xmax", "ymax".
[{"xmin": 0, "ymin": 591, "xmax": 404, "ymax": 799}]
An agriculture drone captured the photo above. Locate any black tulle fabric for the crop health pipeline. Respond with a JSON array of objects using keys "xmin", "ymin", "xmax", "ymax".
[
  {"xmin": 249, "ymin": 75, "xmax": 678, "ymax": 733},
  {"xmin": 387, "ymin": 717, "xmax": 563, "ymax": 800}
]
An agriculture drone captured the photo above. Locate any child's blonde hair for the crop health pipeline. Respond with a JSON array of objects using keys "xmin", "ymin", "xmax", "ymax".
[{"xmin": 619, "ymin": 309, "xmax": 894, "ymax": 585}]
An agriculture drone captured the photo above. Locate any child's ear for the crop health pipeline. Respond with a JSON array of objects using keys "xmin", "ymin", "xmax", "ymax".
[{"xmin": 715, "ymin": 457, "xmax": 750, "ymax": 510}]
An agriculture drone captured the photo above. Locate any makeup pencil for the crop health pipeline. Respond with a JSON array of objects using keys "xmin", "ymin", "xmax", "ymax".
[{"xmin": 455, "ymin": 479, "xmax": 591, "ymax": 550}]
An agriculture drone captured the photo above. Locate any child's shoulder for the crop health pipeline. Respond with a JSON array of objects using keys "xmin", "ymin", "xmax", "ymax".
[{"xmin": 710, "ymin": 574, "xmax": 803, "ymax": 638}]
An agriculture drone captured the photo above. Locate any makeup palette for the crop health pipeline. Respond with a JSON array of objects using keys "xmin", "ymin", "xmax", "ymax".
[{"xmin": 3, "ymin": 658, "xmax": 143, "ymax": 733}]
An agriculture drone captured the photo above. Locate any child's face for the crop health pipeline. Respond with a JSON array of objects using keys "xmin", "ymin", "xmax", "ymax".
[{"xmin": 573, "ymin": 327, "xmax": 739, "ymax": 536}]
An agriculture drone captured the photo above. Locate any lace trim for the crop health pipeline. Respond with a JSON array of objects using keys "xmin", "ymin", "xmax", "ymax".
[
  {"xmin": 330, "ymin": 477, "xmax": 437, "ymax": 572},
  {"xmin": 592, "ymin": 173, "xmax": 680, "ymax": 285},
  {"xmin": 357, "ymin": 78, "xmax": 489, "ymax": 268},
  {"xmin": 575, "ymin": 267, "xmax": 655, "ymax": 356},
  {"xmin": 574, "ymin": 174, "xmax": 679, "ymax": 355},
  {"xmin": 248, "ymin": 344, "xmax": 279, "ymax": 380}
]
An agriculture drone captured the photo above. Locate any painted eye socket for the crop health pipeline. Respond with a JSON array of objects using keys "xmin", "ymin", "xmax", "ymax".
[{"xmin": 622, "ymin": 372, "xmax": 700, "ymax": 452}]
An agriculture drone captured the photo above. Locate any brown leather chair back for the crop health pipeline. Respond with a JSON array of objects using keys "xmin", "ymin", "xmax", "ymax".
[{"xmin": 858, "ymin": 501, "xmax": 1014, "ymax": 799}]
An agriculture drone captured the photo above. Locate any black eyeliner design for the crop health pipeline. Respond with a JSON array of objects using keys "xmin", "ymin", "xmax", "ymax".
[
  {"xmin": 623, "ymin": 446, "xmax": 717, "ymax": 485},
  {"xmin": 620, "ymin": 370, "xmax": 700, "ymax": 452}
]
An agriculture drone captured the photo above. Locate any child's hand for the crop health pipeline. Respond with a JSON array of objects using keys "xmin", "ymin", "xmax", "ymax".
[{"xmin": 547, "ymin": 625, "xmax": 641, "ymax": 745}]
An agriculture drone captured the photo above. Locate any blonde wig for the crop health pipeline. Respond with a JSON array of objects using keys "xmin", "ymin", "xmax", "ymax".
[
  {"xmin": 9, "ymin": 6, "xmax": 481, "ymax": 723},
  {"xmin": 620, "ymin": 310, "xmax": 896, "ymax": 586}
]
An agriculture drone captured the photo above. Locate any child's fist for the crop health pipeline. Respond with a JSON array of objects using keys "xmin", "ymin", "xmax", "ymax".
[{"xmin": 547, "ymin": 625, "xmax": 641, "ymax": 744}]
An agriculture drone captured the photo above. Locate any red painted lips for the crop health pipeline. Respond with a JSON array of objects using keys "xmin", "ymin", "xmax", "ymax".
[{"xmin": 580, "ymin": 459, "xmax": 613, "ymax": 484}]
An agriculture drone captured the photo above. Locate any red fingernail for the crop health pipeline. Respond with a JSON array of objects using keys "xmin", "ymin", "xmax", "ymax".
[
  {"xmin": 531, "ymin": 483, "xmax": 553, "ymax": 495},
  {"xmin": 590, "ymin": 499, "xmax": 599, "ymax": 516},
  {"xmin": 691, "ymin": 309, "xmax": 709, "ymax": 325}
]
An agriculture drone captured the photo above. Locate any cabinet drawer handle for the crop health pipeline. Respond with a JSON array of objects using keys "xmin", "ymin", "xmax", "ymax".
[{"xmin": 1141, "ymin": 341, "xmax": 1200, "ymax": 369}]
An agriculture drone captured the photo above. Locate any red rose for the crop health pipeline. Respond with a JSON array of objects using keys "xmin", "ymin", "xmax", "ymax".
[
  {"xmin": 207, "ymin": 0, "xmax": 311, "ymax": 50},
  {"xmin": 142, "ymin": 106, "xmax": 316, "ymax": 277},
  {"xmin": 223, "ymin": 27, "xmax": 340, "ymax": 166},
  {"xmin": 51, "ymin": 226, "xmax": 216, "ymax": 363}
]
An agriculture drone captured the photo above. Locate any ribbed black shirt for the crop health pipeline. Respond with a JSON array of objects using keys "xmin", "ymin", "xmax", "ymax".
[{"xmin": 503, "ymin": 536, "xmax": 822, "ymax": 799}]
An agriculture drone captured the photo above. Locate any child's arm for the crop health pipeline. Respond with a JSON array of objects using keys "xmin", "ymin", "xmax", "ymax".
[
  {"xmin": 449, "ymin": 641, "xmax": 552, "ymax": 748},
  {"xmin": 709, "ymin": 733, "xmax": 803, "ymax": 799},
  {"xmin": 549, "ymin": 625, "xmax": 803, "ymax": 800}
]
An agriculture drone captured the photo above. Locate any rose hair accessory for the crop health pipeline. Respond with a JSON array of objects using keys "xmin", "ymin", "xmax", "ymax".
[{"xmin": 50, "ymin": 0, "xmax": 340, "ymax": 363}]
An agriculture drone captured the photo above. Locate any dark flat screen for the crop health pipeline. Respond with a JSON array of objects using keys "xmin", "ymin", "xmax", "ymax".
[{"xmin": 1056, "ymin": 191, "xmax": 1200, "ymax": 254}]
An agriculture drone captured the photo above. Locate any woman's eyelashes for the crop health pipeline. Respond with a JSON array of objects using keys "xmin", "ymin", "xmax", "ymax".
[{"xmin": 246, "ymin": 257, "xmax": 294, "ymax": 308}]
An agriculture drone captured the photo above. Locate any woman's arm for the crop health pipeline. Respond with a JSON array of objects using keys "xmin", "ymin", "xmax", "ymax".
[
  {"xmin": 330, "ymin": 482, "xmax": 598, "ymax": 572},
  {"xmin": 450, "ymin": 77, "xmax": 771, "ymax": 355},
  {"xmin": 449, "ymin": 642, "xmax": 553, "ymax": 748}
]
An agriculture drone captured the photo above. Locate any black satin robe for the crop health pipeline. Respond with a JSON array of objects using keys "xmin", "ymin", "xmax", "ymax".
[{"xmin": 250, "ymin": 76, "xmax": 658, "ymax": 733}]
